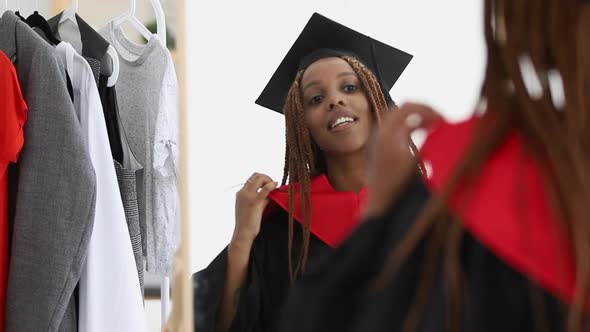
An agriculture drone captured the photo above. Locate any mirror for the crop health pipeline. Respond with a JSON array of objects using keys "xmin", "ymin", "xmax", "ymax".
[{"xmin": 186, "ymin": 1, "xmax": 485, "ymax": 331}]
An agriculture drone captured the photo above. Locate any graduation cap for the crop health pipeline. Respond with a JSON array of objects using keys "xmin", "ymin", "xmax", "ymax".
[{"xmin": 255, "ymin": 12, "xmax": 413, "ymax": 114}]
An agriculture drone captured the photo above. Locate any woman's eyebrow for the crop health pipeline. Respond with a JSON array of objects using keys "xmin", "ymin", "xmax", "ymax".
[
  {"xmin": 337, "ymin": 72, "xmax": 356, "ymax": 78},
  {"xmin": 303, "ymin": 72, "xmax": 357, "ymax": 92},
  {"xmin": 302, "ymin": 81, "xmax": 320, "ymax": 92}
]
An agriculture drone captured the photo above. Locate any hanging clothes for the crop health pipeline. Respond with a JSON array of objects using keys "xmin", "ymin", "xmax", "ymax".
[
  {"xmin": 48, "ymin": 13, "xmax": 145, "ymax": 294},
  {"xmin": 48, "ymin": 13, "xmax": 124, "ymax": 159},
  {"xmin": 0, "ymin": 11, "xmax": 96, "ymax": 332},
  {"xmin": 100, "ymin": 22, "xmax": 180, "ymax": 276},
  {"xmin": 55, "ymin": 41, "xmax": 146, "ymax": 332},
  {"xmin": 99, "ymin": 77, "xmax": 145, "ymax": 294},
  {"xmin": 0, "ymin": 50, "xmax": 27, "ymax": 332}
]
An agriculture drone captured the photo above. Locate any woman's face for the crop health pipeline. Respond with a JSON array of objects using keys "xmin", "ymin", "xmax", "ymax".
[{"xmin": 300, "ymin": 57, "xmax": 374, "ymax": 156}]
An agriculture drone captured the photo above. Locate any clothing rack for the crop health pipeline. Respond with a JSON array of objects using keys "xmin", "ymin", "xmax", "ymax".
[{"xmin": 52, "ymin": 0, "xmax": 173, "ymax": 328}]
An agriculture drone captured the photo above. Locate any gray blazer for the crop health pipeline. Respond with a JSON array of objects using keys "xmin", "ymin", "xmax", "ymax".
[{"xmin": 0, "ymin": 11, "xmax": 96, "ymax": 332}]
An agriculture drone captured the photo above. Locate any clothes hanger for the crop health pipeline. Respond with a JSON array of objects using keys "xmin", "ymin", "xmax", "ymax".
[
  {"xmin": 105, "ymin": 46, "xmax": 120, "ymax": 86},
  {"xmin": 26, "ymin": 0, "xmax": 61, "ymax": 45},
  {"xmin": 1, "ymin": 0, "xmax": 7, "ymax": 15},
  {"xmin": 112, "ymin": 0, "xmax": 153, "ymax": 43},
  {"xmin": 58, "ymin": 0, "xmax": 77, "ymax": 25},
  {"xmin": 151, "ymin": 0, "xmax": 166, "ymax": 47},
  {"xmin": 58, "ymin": 0, "xmax": 119, "ymax": 86},
  {"xmin": 112, "ymin": 0, "xmax": 166, "ymax": 46}
]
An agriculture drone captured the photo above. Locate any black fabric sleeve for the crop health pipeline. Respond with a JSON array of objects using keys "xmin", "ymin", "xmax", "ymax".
[
  {"xmin": 97, "ymin": 75, "xmax": 123, "ymax": 163},
  {"xmin": 192, "ymin": 224, "xmax": 268, "ymax": 332},
  {"xmin": 192, "ymin": 208, "xmax": 332, "ymax": 332}
]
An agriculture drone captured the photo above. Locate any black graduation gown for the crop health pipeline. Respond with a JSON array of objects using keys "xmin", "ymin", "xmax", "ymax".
[
  {"xmin": 192, "ymin": 210, "xmax": 334, "ymax": 332},
  {"xmin": 280, "ymin": 113, "xmax": 578, "ymax": 332},
  {"xmin": 278, "ymin": 175, "xmax": 567, "ymax": 332}
]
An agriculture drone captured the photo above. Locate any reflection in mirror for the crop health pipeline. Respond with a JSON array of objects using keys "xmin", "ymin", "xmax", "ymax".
[{"xmin": 191, "ymin": 10, "xmax": 415, "ymax": 330}]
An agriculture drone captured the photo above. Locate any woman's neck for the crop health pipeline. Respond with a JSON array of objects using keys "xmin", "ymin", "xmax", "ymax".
[{"xmin": 324, "ymin": 152, "xmax": 367, "ymax": 193}]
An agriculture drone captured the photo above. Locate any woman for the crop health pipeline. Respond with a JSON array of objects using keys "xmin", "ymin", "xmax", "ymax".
[
  {"xmin": 193, "ymin": 12, "xmax": 414, "ymax": 332},
  {"xmin": 281, "ymin": 0, "xmax": 590, "ymax": 331}
]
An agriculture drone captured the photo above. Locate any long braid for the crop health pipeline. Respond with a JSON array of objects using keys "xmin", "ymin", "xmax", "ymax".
[
  {"xmin": 281, "ymin": 144, "xmax": 289, "ymax": 186},
  {"xmin": 341, "ymin": 56, "xmax": 387, "ymax": 124},
  {"xmin": 283, "ymin": 71, "xmax": 313, "ymax": 284},
  {"xmin": 343, "ymin": 56, "xmax": 426, "ymax": 173},
  {"xmin": 374, "ymin": 0, "xmax": 590, "ymax": 331},
  {"xmin": 511, "ymin": 2, "xmax": 590, "ymax": 329}
]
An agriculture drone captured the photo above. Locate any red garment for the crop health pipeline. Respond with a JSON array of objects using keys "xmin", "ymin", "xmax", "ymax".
[
  {"xmin": 421, "ymin": 116, "xmax": 577, "ymax": 308},
  {"xmin": 0, "ymin": 50, "xmax": 28, "ymax": 332},
  {"xmin": 267, "ymin": 175, "xmax": 368, "ymax": 248}
]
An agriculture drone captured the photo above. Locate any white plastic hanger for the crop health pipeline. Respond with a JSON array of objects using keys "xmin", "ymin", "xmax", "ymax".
[
  {"xmin": 1, "ymin": 0, "xmax": 7, "ymax": 14},
  {"xmin": 59, "ymin": 0, "xmax": 77, "ymax": 25},
  {"xmin": 112, "ymin": 0, "xmax": 166, "ymax": 47},
  {"xmin": 151, "ymin": 0, "xmax": 166, "ymax": 47},
  {"xmin": 105, "ymin": 46, "xmax": 120, "ymax": 87},
  {"xmin": 59, "ymin": 0, "xmax": 119, "ymax": 87},
  {"xmin": 112, "ymin": 0, "xmax": 152, "ymax": 43}
]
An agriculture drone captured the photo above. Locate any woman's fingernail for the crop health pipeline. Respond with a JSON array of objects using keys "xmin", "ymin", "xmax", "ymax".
[{"xmin": 405, "ymin": 113, "xmax": 423, "ymax": 129}]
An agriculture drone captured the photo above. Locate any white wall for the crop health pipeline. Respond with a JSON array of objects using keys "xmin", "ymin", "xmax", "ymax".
[
  {"xmin": 186, "ymin": 0, "xmax": 487, "ymax": 272},
  {"xmin": 5, "ymin": 0, "xmax": 52, "ymax": 17}
]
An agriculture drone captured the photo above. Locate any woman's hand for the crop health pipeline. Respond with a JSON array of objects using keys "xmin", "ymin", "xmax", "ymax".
[
  {"xmin": 365, "ymin": 103, "xmax": 441, "ymax": 218},
  {"xmin": 232, "ymin": 172, "xmax": 278, "ymax": 244},
  {"xmin": 218, "ymin": 174, "xmax": 277, "ymax": 332}
]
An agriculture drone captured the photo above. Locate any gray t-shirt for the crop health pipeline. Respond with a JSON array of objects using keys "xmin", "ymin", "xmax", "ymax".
[{"xmin": 100, "ymin": 22, "xmax": 179, "ymax": 275}]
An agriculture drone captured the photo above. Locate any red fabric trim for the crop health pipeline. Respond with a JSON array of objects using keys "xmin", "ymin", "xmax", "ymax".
[
  {"xmin": 421, "ymin": 116, "xmax": 577, "ymax": 306},
  {"xmin": 267, "ymin": 175, "xmax": 368, "ymax": 248}
]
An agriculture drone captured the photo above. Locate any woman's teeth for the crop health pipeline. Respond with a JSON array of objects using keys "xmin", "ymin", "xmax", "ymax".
[{"xmin": 331, "ymin": 117, "xmax": 355, "ymax": 129}]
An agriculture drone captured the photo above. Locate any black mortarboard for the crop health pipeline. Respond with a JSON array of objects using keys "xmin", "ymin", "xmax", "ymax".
[{"xmin": 255, "ymin": 12, "xmax": 413, "ymax": 114}]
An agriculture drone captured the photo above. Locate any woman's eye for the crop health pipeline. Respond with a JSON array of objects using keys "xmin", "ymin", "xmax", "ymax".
[
  {"xmin": 344, "ymin": 84, "xmax": 358, "ymax": 92},
  {"xmin": 310, "ymin": 95, "xmax": 323, "ymax": 105}
]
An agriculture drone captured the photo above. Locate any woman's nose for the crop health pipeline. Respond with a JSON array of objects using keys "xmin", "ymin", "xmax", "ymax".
[{"xmin": 328, "ymin": 98, "xmax": 345, "ymax": 111}]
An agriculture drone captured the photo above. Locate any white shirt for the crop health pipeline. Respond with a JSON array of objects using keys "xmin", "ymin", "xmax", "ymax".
[{"xmin": 56, "ymin": 42, "xmax": 146, "ymax": 332}]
